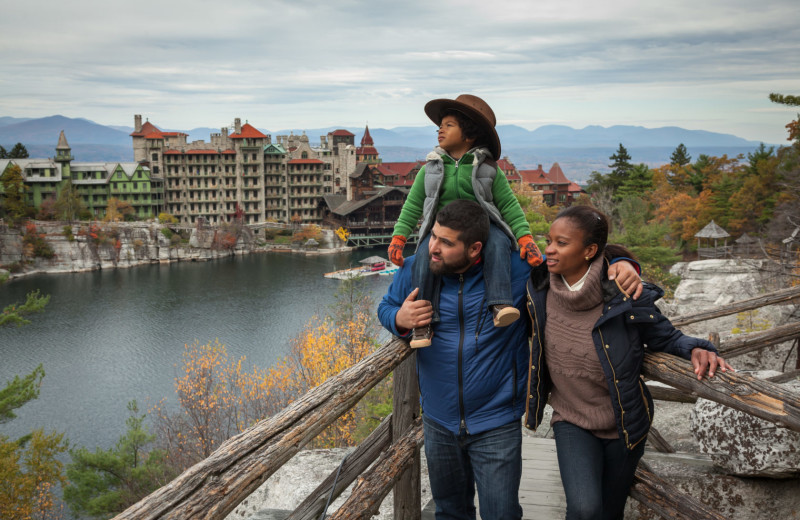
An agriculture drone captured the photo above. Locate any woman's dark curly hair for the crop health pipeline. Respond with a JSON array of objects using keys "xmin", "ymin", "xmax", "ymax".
[{"xmin": 554, "ymin": 205, "xmax": 636, "ymax": 262}]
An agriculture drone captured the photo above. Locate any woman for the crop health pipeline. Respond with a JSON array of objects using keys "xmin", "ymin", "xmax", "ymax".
[{"xmin": 524, "ymin": 205, "xmax": 733, "ymax": 520}]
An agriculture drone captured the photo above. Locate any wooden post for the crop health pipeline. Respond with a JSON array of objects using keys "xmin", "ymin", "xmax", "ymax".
[
  {"xmin": 670, "ymin": 286, "xmax": 800, "ymax": 328},
  {"xmin": 719, "ymin": 322, "xmax": 800, "ymax": 358},
  {"xmin": 393, "ymin": 352, "xmax": 421, "ymax": 520},
  {"xmin": 113, "ymin": 338, "xmax": 412, "ymax": 520},
  {"xmin": 630, "ymin": 461, "xmax": 729, "ymax": 519},
  {"xmin": 286, "ymin": 416, "xmax": 393, "ymax": 520},
  {"xmin": 642, "ymin": 352, "xmax": 800, "ymax": 433},
  {"xmin": 329, "ymin": 419, "xmax": 424, "ymax": 520}
]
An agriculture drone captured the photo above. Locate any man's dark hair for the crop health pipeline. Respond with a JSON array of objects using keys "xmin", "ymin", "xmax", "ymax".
[
  {"xmin": 435, "ymin": 200, "xmax": 490, "ymax": 247},
  {"xmin": 440, "ymin": 109, "xmax": 490, "ymax": 149}
]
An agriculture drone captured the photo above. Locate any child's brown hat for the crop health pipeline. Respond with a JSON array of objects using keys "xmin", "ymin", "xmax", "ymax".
[{"xmin": 424, "ymin": 94, "xmax": 501, "ymax": 159}]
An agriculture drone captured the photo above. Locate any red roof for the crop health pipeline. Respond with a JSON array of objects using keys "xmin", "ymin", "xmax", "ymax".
[
  {"xmin": 229, "ymin": 123, "xmax": 267, "ymax": 139},
  {"xmin": 360, "ymin": 125, "xmax": 374, "ymax": 146},
  {"xmin": 518, "ymin": 167, "xmax": 549, "ymax": 184},
  {"xmin": 186, "ymin": 149, "xmax": 220, "ymax": 155},
  {"xmin": 332, "ymin": 129, "xmax": 355, "ymax": 136},
  {"xmin": 567, "ymin": 181, "xmax": 583, "ymax": 193},
  {"xmin": 378, "ymin": 161, "xmax": 424, "ymax": 186},
  {"xmin": 130, "ymin": 121, "xmax": 162, "ymax": 137},
  {"xmin": 144, "ymin": 132, "xmax": 165, "ymax": 140},
  {"xmin": 357, "ymin": 146, "xmax": 378, "ymax": 155},
  {"xmin": 545, "ymin": 163, "xmax": 570, "ymax": 185},
  {"xmin": 288, "ymin": 159, "xmax": 324, "ymax": 164}
]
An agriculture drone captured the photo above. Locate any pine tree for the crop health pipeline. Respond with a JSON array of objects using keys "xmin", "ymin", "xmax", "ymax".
[
  {"xmin": 8, "ymin": 143, "xmax": 29, "ymax": 159},
  {"xmin": 670, "ymin": 143, "xmax": 691, "ymax": 166},
  {"xmin": 0, "ymin": 145, "xmax": 7, "ymax": 158},
  {"xmin": 64, "ymin": 401, "xmax": 175, "ymax": 519},
  {"xmin": 607, "ymin": 143, "xmax": 633, "ymax": 193},
  {"xmin": 0, "ymin": 365, "xmax": 68, "ymax": 520}
]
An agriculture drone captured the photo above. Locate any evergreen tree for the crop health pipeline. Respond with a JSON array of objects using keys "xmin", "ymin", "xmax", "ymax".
[
  {"xmin": 616, "ymin": 163, "xmax": 654, "ymax": 200},
  {"xmin": 0, "ymin": 164, "xmax": 29, "ymax": 221},
  {"xmin": 0, "ymin": 145, "xmax": 7, "ymax": 158},
  {"xmin": 670, "ymin": 143, "xmax": 691, "ymax": 166},
  {"xmin": 64, "ymin": 401, "xmax": 175, "ymax": 519},
  {"xmin": 608, "ymin": 143, "xmax": 633, "ymax": 186},
  {"xmin": 0, "ymin": 289, "xmax": 50, "ymax": 328},
  {"xmin": 746, "ymin": 143, "xmax": 775, "ymax": 176},
  {"xmin": 8, "ymin": 143, "xmax": 29, "ymax": 159},
  {"xmin": 769, "ymin": 93, "xmax": 800, "ymax": 106},
  {"xmin": 0, "ymin": 365, "xmax": 44, "ymax": 425},
  {"xmin": 0, "ymin": 365, "xmax": 68, "ymax": 520}
]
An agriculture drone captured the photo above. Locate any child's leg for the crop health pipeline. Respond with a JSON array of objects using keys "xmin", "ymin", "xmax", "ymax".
[
  {"xmin": 483, "ymin": 224, "xmax": 513, "ymax": 308},
  {"xmin": 412, "ymin": 233, "xmax": 441, "ymax": 323}
]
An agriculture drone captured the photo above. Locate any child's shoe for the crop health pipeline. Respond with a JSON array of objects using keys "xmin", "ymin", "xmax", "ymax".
[
  {"xmin": 410, "ymin": 325, "xmax": 432, "ymax": 348},
  {"xmin": 491, "ymin": 305, "xmax": 520, "ymax": 327}
]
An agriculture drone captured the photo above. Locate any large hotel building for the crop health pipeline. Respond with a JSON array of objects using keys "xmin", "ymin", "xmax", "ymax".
[{"xmin": 131, "ymin": 115, "xmax": 359, "ymax": 225}]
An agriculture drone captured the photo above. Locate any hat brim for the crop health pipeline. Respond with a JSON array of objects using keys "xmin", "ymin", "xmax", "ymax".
[{"xmin": 424, "ymin": 99, "xmax": 501, "ymax": 159}]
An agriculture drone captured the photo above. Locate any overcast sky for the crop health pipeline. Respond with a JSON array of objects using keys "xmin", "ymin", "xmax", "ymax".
[{"xmin": 1, "ymin": 0, "xmax": 798, "ymax": 144}]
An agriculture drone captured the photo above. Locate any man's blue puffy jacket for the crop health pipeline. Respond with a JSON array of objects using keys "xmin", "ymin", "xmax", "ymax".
[{"xmin": 378, "ymin": 252, "xmax": 530, "ymax": 435}]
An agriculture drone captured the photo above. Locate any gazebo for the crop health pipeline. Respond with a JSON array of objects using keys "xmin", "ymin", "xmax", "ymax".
[
  {"xmin": 695, "ymin": 220, "xmax": 731, "ymax": 258},
  {"xmin": 734, "ymin": 232, "xmax": 759, "ymax": 256}
]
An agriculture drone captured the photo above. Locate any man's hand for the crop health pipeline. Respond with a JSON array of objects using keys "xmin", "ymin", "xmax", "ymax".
[
  {"xmin": 691, "ymin": 348, "xmax": 734, "ymax": 381},
  {"xmin": 608, "ymin": 261, "xmax": 643, "ymax": 300},
  {"xmin": 388, "ymin": 235, "xmax": 407, "ymax": 267},
  {"xmin": 518, "ymin": 235, "xmax": 544, "ymax": 267},
  {"xmin": 395, "ymin": 287, "xmax": 433, "ymax": 331}
]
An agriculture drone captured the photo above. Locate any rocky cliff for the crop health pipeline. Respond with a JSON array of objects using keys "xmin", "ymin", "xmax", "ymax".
[{"xmin": 0, "ymin": 220, "xmax": 343, "ymax": 278}]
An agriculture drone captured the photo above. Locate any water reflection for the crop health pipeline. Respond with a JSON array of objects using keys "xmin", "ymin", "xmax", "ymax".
[{"xmin": 0, "ymin": 250, "xmax": 393, "ymax": 449}]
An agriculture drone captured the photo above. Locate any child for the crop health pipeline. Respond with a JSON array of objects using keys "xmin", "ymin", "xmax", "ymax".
[{"xmin": 388, "ymin": 94, "xmax": 543, "ymax": 348}]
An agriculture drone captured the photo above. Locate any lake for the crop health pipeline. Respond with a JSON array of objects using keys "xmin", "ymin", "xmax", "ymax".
[{"xmin": 0, "ymin": 249, "xmax": 394, "ymax": 450}]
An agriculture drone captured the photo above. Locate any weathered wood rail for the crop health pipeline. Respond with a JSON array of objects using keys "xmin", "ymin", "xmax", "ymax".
[{"xmin": 114, "ymin": 286, "xmax": 800, "ymax": 520}]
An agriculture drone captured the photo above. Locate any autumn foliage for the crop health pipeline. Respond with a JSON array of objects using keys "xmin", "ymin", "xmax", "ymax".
[{"xmin": 151, "ymin": 308, "xmax": 381, "ymax": 471}]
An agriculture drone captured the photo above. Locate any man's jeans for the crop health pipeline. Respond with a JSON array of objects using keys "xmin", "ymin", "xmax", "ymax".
[
  {"xmin": 553, "ymin": 421, "xmax": 645, "ymax": 520},
  {"xmin": 423, "ymin": 415, "xmax": 523, "ymax": 520}
]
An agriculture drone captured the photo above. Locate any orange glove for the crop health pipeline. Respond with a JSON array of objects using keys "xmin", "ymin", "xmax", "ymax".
[
  {"xmin": 388, "ymin": 235, "xmax": 407, "ymax": 266},
  {"xmin": 518, "ymin": 235, "xmax": 544, "ymax": 267}
]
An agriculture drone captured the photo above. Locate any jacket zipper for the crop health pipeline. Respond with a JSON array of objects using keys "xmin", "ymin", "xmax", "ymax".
[
  {"xmin": 598, "ymin": 328, "xmax": 632, "ymax": 448},
  {"xmin": 524, "ymin": 290, "xmax": 544, "ymax": 430},
  {"xmin": 457, "ymin": 274, "xmax": 468, "ymax": 434}
]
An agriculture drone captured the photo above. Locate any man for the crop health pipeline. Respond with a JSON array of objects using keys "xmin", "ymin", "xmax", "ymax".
[{"xmin": 377, "ymin": 200, "xmax": 640, "ymax": 519}]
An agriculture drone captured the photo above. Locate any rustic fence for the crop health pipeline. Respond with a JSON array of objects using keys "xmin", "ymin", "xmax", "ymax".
[{"xmin": 113, "ymin": 286, "xmax": 800, "ymax": 520}]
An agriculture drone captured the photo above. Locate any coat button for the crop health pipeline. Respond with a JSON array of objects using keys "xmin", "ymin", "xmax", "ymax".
[
  {"xmin": 529, "ymin": 394, "xmax": 534, "ymax": 399},
  {"xmin": 531, "ymin": 365, "xmax": 535, "ymax": 369},
  {"xmin": 650, "ymin": 314, "xmax": 654, "ymax": 318},
  {"xmin": 630, "ymin": 315, "xmax": 634, "ymax": 320},
  {"xmin": 605, "ymin": 344, "xmax": 610, "ymax": 349}
]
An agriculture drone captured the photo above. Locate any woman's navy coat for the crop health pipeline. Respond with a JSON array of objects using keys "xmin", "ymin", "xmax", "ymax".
[{"xmin": 524, "ymin": 263, "xmax": 717, "ymax": 450}]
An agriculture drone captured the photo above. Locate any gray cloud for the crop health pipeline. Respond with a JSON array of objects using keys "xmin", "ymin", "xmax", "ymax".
[{"xmin": 0, "ymin": 0, "xmax": 797, "ymax": 143}]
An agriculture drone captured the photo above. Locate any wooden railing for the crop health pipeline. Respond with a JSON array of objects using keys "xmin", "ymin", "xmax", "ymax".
[{"xmin": 114, "ymin": 286, "xmax": 800, "ymax": 520}]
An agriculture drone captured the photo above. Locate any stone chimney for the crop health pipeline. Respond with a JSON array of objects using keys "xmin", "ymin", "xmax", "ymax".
[
  {"xmin": 234, "ymin": 118, "xmax": 241, "ymax": 134},
  {"xmin": 135, "ymin": 115, "xmax": 142, "ymax": 133}
]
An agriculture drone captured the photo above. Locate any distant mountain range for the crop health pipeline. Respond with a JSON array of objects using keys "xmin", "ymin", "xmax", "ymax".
[{"xmin": 0, "ymin": 115, "xmax": 775, "ymax": 183}]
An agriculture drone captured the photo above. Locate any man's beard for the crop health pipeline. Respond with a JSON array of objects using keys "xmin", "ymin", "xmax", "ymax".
[{"xmin": 429, "ymin": 250, "xmax": 472, "ymax": 276}]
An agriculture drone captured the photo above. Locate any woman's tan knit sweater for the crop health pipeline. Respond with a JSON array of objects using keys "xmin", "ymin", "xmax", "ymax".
[{"xmin": 545, "ymin": 260, "xmax": 618, "ymax": 438}]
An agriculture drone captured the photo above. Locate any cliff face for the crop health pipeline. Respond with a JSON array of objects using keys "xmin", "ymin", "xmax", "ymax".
[{"xmin": 0, "ymin": 221, "xmax": 258, "ymax": 276}]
